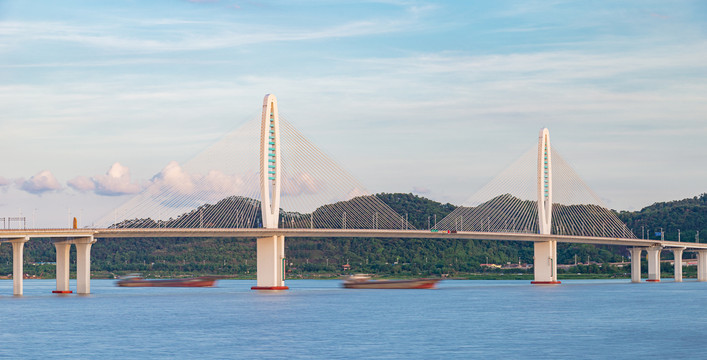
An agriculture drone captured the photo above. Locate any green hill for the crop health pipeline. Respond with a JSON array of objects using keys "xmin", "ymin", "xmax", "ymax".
[{"xmin": 617, "ymin": 194, "xmax": 707, "ymax": 243}]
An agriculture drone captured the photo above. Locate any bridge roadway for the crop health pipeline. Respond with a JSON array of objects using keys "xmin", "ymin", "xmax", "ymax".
[
  {"xmin": 1, "ymin": 228, "xmax": 705, "ymax": 249},
  {"xmin": 3, "ymin": 228, "xmax": 707, "ymax": 295}
]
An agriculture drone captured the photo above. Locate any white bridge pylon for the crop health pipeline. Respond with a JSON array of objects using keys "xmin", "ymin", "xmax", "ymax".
[
  {"xmin": 253, "ymin": 94, "xmax": 287, "ymax": 290},
  {"xmin": 532, "ymin": 128, "xmax": 560, "ymax": 284},
  {"xmin": 260, "ymin": 94, "xmax": 281, "ymax": 230}
]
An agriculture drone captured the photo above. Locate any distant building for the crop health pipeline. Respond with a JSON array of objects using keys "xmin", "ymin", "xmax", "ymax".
[{"xmin": 480, "ymin": 263, "xmax": 502, "ymax": 269}]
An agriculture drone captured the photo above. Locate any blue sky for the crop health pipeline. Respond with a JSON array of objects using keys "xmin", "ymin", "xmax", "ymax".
[{"xmin": 0, "ymin": 0, "xmax": 706, "ymax": 227}]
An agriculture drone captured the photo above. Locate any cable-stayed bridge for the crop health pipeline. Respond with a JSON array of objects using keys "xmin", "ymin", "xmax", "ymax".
[{"xmin": 2, "ymin": 94, "xmax": 706, "ymax": 295}]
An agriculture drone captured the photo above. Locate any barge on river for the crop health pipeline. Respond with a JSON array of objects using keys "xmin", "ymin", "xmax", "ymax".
[
  {"xmin": 116, "ymin": 274, "xmax": 218, "ymax": 287},
  {"xmin": 342, "ymin": 274, "xmax": 440, "ymax": 289}
]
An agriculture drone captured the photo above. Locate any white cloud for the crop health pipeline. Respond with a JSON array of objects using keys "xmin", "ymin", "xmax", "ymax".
[
  {"xmin": 0, "ymin": 176, "xmax": 12, "ymax": 193},
  {"xmin": 149, "ymin": 161, "xmax": 195, "ymax": 195},
  {"xmin": 18, "ymin": 170, "xmax": 62, "ymax": 194},
  {"xmin": 67, "ymin": 175, "xmax": 96, "ymax": 192},
  {"xmin": 147, "ymin": 161, "xmax": 249, "ymax": 202},
  {"xmin": 282, "ymin": 172, "xmax": 321, "ymax": 196},
  {"xmin": 346, "ymin": 187, "xmax": 369, "ymax": 200},
  {"xmin": 0, "ymin": 15, "xmax": 414, "ymax": 53},
  {"xmin": 202, "ymin": 169, "xmax": 247, "ymax": 197},
  {"xmin": 92, "ymin": 163, "xmax": 143, "ymax": 196},
  {"xmin": 64, "ymin": 163, "xmax": 143, "ymax": 196},
  {"xmin": 412, "ymin": 186, "xmax": 430, "ymax": 194}
]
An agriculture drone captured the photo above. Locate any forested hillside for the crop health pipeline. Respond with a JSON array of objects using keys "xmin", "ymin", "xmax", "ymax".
[
  {"xmin": 617, "ymin": 194, "xmax": 707, "ymax": 243},
  {"xmin": 1, "ymin": 193, "xmax": 704, "ymax": 278}
]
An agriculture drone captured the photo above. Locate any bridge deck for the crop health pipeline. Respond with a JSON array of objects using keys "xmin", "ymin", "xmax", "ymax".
[{"xmin": 0, "ymin": 228, "xmax": 704, "ymax": 249}]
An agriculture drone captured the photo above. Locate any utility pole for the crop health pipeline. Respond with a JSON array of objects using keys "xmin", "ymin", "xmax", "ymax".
[{"xmin": 678, "ymin": 229, "xmax": 681, "ymax": 242}]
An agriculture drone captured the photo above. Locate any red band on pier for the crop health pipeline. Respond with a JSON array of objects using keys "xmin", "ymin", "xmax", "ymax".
[{"xmin": 251, "ymin": 286, "xmax": 289, "ymax": 290}]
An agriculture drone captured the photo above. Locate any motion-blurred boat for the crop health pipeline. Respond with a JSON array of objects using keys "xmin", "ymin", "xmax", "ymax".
[
  {"xmin": 342, "ymin": 274, "xmax": 440, "ymax": 289},
  {"xmin": 116, "ymin": 274, "xmax": 217, "ymax": 287}
]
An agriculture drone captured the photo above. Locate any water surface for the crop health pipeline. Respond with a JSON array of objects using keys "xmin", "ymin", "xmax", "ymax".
[{"xmin": 1, "ymin": 279, "xmax": 706, "ymax": 359}]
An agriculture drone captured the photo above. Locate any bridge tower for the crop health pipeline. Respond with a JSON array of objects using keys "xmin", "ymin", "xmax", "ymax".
[
  {"xmin": 532, "ymin": 128, "xmax": 560, "ymax": 284},
  {"xmin": 252, "ymin": 94, "xmax": 288, "ymax": 290}
]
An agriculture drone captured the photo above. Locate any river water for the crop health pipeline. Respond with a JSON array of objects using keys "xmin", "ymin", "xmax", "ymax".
[{"xmin": 1, "ymin": 279, "xmax": 706, "ymax": 359}]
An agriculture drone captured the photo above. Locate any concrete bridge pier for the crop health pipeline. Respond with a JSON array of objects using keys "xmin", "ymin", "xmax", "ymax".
[
  {"xmin": 252, "ymin": 235, "xmax": 288, "ymax": 290},
  {"xmin": 53, "ymin": 236, "xmax": 96, "ymax": 294},
  {"xmin": 54, "ymin": 242, "xmax": 72, "ymax": 293},
  {"xmin": 672, "ymin": 248, "xmax": 685, "ymax": 282},
  {"xmin": 531, "ymin": 240, "xmax": 560, "ymax": 284},
  {"xmin": 697, "ymin": 250, "xmax": 707, "ymax": 282},
  {"xmin": 9, "ymin": 237, "xmax": 29, "ymax": 295},
  {"xmin": 646, "ymin": 246, "xmax": 662, "ymax": 282},
  {"xmin": 629, "ymin": 247, "xmax": 643, "ymax": 283},
  {"xmin": 76, "ymin": 237, "xmax": 95, "ymax": 294}
]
